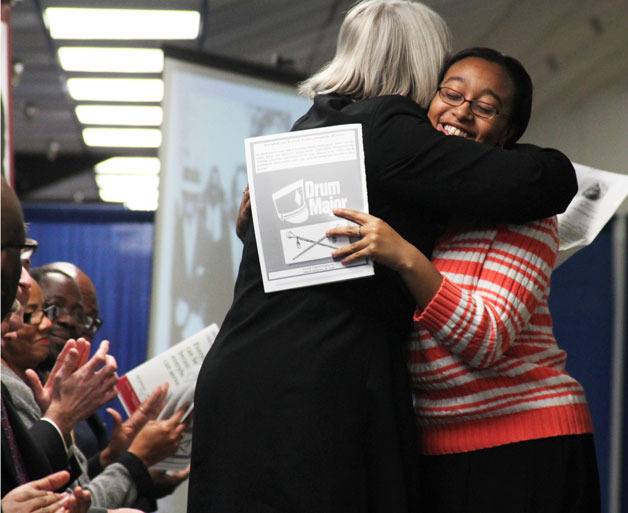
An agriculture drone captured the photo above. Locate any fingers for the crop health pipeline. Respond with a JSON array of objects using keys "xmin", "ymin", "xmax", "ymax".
[
  {"xmin": 48, "ymin": 340, "xmax": 78, "ymax": 380},
  {"xmin": 165, "ymin": 465, "xmax": 191, "ymax": 485},
  {"xmin": 31, "ymin": 471, "xmax": 71, "ymax": 492},
  {"xmin": 103, "ymin": 385, "xmax": 119, "ymax": 405},
  {"xmin": 165, "ymin": 404, "xmax": 189, "ymax": 427},
  {"xmin": 172, "ymin": 465, "xmax": 191, "ymax": 480},
  {"xmin": 83, "ymin": 340, "xmax": 109, "ymax": 372},
  {"xmin": 153, "ymin": 383, "xmax": 169, "ymax": 417},
  {"xmin": 25, "ymin": 368, "xmax": 45, "ymax": 401},
  {"xmin": 331, "ymin": 208, "xmax": 371, "ymax": 225},
  {"xmin": 331, "ymin": 239, "xmax": 367, "ymax": 260},
  {"xmin": 52, "ymin": 348, "xmax": 80, "ymax": 386},
  {"xmin": 337, "ymin": 247, "xmax": 371, "ymax": 265},
  {"xmin": 140, "ymin": 383, "xmax": 169, "ymax": 420},
  {"xmin": 91, "ymin": 355, "xmax": 118, "ymax": 399},
  {"xmin": 106, "ymin": 408, "xmax": 123, "ymax": 429},
  {"xmin": 173, "ymin": 422, "xmax": 187, "ymax": 437},
  {"xmin": 93, "ymin": 354, "xmax": 117, "ymax": 376},
  {"xmin": 22, "ymin": 493, "xmax": 67, "ymax": 513},
  {"xmin": 126, "ymin": 385, "xmax": 167, "ymax": 434},
  {"xmin": 47, "ymin": 340, "xmax": 71, "ymax": 382},
  {"xmin": 72, "ymin": 486, "xmax": 91, "ymax": 508},
  {"xmin": 74, "ymin": 338, "xmax": 91, "ymax": 367},
  {"xmin": 326, "ymin": 224, "xmax": 361, "ymax": 239}
]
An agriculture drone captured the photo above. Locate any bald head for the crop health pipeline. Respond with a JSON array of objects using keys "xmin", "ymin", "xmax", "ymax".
[
  {"xmin": 2, "ymin": 177, "xmax": 25, "ymax": 319},
  {"xmin": 42, "ymin": 262, "xmax": 100, "ymax": 340}
]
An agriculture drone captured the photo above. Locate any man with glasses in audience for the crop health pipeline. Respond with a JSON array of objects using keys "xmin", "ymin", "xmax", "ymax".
[
  {"xmin": 43, "ymin": 262, "xmax": 191, "ymax": 505},
  {"xmin": 42, "ymin": 262, "xmax": 102, "ymax": 342},
  {"xmin": 30, "ymin": 267, "xmax": 86, "ymax": 371}
]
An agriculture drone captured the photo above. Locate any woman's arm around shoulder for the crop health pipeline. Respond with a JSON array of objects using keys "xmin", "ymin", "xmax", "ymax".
[
  {"xmin": 328, "ymin": 209, "xmax": 559, "ymax": 368},
  {"xmin": 367, "ymin": 101, "xmax": 577, "ymax": 224}
]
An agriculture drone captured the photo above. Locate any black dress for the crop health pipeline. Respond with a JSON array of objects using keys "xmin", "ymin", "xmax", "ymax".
[{"xmin": 188, "ymin": 94, "xmax": 577, "ymax": 513}]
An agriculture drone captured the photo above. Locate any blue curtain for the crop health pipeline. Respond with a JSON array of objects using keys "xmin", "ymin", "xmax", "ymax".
[
  {"xmin": 549, "ymin": 222, "xmax": 615, "ymax": 513},
  {"xmin": 23, "ymin": 203, "xmax": 155, "ymax": 428}
]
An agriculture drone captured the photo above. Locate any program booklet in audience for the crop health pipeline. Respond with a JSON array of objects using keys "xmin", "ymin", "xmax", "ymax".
[{"xmin": 115, "ymin": 323, "xmax": 219, "ymax": 470}]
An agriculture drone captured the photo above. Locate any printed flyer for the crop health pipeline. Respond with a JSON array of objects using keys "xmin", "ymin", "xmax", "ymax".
[
  {"xmin": 556, "ymin": 163, "xmax": 628, "ymax": 267},
  {"xmin": 115, "ymin": 323, "xmax": 219, "ymax": 470},
  {"xmin": 245, "ymin": 124, "xmax": 373, "ymax": 292}
]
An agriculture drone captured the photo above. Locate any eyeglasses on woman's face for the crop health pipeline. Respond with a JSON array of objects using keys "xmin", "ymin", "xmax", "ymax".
[
  {"xmin": 436, "ymin": 86, "xmax": 500, "ymax": 120},
  {"xmin": 23, "ymin": 305, "xmax": 58, "ymax": 326}
]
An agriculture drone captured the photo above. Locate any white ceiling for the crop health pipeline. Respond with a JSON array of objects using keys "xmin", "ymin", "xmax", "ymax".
[{"xmin": 9, "ymin": 0, "xmax": 628, "ymax": 157}]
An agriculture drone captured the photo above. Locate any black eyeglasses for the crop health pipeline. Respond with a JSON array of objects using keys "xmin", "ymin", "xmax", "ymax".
[
  {"xmin": 1, "ymin": 240, "xmax": 38, "ymax": 252},
  {"xmin": 21, "ymin": 238, "xmax": 38, "ymax": 262},
  {"xmin": 82, "ymin": 314, "xmax": 103, "ymax": 334},
  {"xmin": 437, "ymin": 86, "xmax": 501, "ymax": 120},
  {"xmin": 43, "ymin": 302, "xmax": 86, "ymax": 325},
  {"xmin": 23, "ymin": 305, "xmax": 58, "ymax": 326}
]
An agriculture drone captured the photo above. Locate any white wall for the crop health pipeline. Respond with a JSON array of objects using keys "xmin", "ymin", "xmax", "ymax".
[
  {"xmin": 523, "ymin": 83, "xmax": 628, "ymax": 213},
  {"xmin": 525, "ymin": 83, "xmax": 627, "ymax": 513}
]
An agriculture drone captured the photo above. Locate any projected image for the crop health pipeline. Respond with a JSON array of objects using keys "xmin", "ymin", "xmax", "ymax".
[
  {"xmin": 172, "ymin": 165, "xmax": 232, "ymax": 339},
  {"xmin": 152, "ymin": 55, "xmax": 309, "ymax": 351}
]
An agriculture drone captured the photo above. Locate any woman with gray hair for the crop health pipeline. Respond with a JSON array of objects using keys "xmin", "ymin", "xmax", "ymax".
[{"xmin": 189, "ymin": 2, "xmax": 578, "ymax": 512}]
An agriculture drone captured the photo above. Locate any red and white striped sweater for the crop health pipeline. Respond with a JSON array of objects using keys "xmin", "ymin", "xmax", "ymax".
[{"xmin": 409, "ymin": 216, "xmax": 593, "ymax": 455}]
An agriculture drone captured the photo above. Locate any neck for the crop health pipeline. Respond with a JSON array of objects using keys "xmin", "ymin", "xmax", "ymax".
[{"xmin": 1, "ymin": 358, "xmax": 28, "ymax": 383}]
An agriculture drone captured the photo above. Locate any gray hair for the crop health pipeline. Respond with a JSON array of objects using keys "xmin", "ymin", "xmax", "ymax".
[{"xmin": 299, "ymin": 0, "xmax": 452, "ymax": 107}]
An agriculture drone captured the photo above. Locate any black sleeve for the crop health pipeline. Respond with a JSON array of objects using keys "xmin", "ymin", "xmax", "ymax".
[
  {"xmin": 87, "ymin": 452, "xmax": 103, "ymax": 479},
  {"xmin": 28, "ymin": 420, "xmax": 70, "ymax": 474},
  {"xmin": 369, "ymin": 101, "xmax": 577, "ymax": 224},
  {"xmin": 115, "ymin": 451, "xmax": 157, "ymax": 512}
]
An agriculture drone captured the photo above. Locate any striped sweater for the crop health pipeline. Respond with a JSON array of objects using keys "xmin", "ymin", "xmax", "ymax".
[{"xmin": 409, "ymin": 216, "xmax": 593, "ymax": 455}]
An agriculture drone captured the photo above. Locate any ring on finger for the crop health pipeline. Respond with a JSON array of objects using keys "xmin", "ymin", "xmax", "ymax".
[{"xmin": 357, "ymin": 225, "xmax": 362, "ymax": 237}]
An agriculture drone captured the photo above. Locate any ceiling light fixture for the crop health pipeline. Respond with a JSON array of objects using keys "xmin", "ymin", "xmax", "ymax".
[
  {"xmin": 67, "ymin": 78, "xmax": 164, "ymax": 102},
  {"xmin": 59, "ymin": 47, "xmax": 164, "ymax": 73},
  {"xmin": 95, "ymin": 157, "xmax": 160, "ymax": 175},
  {"xmin": 83, "ymin": 128, "xmax": 162, "ymax": 148},
  {"xmin": 44, "ymin": 8, "xmax": 200, "ymax": 40},
  {"xmin": 96, "ymin": 175, "xmax": 159, "ymax": 211},
  {"xmin": 76, "ymin": 105, "xmax": 163, "ymax": 126}
]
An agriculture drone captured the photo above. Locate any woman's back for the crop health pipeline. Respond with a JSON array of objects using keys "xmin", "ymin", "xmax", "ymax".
[{"xmin": 189, "ymin": 94, "xmax": 437, "ymax": 513}]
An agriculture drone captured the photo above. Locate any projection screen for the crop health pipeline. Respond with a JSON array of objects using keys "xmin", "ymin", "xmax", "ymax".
[{"xmin": 149, "ymin": 48, "xmax": 310, "ymax": 356}]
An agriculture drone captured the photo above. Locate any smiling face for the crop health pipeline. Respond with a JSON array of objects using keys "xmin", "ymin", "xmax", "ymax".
[
  {"xmin": 428, "ymin": 56, "xmax": 515, "ymax": 146},
  {"xmin": 38, "ymin": 271, "xmax": 84, "ymax": 361},
  {"xmin": 2, "ymin": 281, "xmax": 52, "ymax": 372}
]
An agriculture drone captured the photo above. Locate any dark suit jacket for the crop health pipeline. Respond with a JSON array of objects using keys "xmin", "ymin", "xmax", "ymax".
[
  {"xmin": 189, "ymin": 94, "xmax": 577, "ymax": 513},
  {"xmin": 1, "ymin": 384, "xmax": 63, "ymax": 496}
]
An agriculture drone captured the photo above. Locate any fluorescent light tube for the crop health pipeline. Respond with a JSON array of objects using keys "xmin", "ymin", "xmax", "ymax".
[
  {"xmin": 59, "ymin": 47, "xmax": 164, "ymax": 73},
  {"xmin": 76, "ymin": 105, "xmax": 163, "ymax": 126},
  {"xmin": 97, "ymin": 175, "xmax": 159, "ymax": 210},
  {"xmin": 44, "ymin": 8, "xmax": 200, "ymax": 40},
  {"xmin": 96, "ymin": 174, "xmax": 159, "ymax": 192},
  {"xmin": 95, "ymin": 157, "xmax": 160, "ymax": 175},
  {"xmin": 83, "ymin": 128, "xmax": 162, "ymax": 148},
  {"xmin": 67, "ymin": 78, "xmax": 163, "ymax": 102},
  {"xmin": 124, "ymin": 195, "xmax": 159, "ymax": 211}
]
